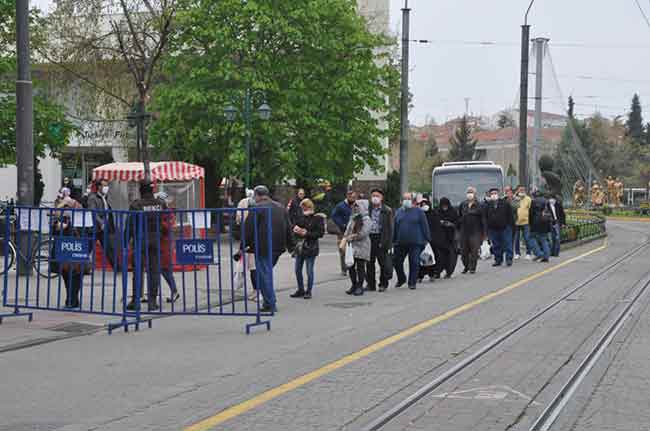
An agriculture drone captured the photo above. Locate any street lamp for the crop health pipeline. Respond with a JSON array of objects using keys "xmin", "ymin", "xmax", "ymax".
[
  {"xmin": 224, "ymin": 89, "xmax": 272, "ymax": 190},
  {"xmin": 519, "ymin": 0, "xmax": 537, "ymax": 190}
]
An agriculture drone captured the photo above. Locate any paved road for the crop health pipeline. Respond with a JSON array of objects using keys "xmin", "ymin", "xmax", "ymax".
[{"xmin": 0, "ymin": 222, "xmax": 648, "ymax": 431}]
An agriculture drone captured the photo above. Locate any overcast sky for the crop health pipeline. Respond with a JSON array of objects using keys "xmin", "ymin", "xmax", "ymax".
[{"xmin": 33, "ymin": 0, "xmax": 650, "ymax": 125}]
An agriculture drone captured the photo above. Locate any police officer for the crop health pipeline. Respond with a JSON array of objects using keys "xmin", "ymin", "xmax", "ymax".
[{"xmin": 126, "ymin": 181, "xmax": 167, "ymax": 311}]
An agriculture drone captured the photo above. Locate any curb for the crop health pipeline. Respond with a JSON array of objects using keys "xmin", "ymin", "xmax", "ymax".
[{"xmin": 561, "ymin": 233, "xmax": 607, "ymax": 252}]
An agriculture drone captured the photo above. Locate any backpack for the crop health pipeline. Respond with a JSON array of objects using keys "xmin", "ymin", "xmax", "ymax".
[{"xmin": 538, "ymin": 205, "xmax": 552, "ymax": 225}]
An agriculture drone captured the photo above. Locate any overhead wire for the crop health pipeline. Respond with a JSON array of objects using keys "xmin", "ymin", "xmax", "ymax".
[{"xmin": 633, "ymin": 0, "xmax": 650, "ymax": 29}]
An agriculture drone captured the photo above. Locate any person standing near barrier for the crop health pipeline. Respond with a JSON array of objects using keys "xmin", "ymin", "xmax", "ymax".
[
  {"xmin": 393, "ymin": 193, "xmax": 431, "ymax": 290},
  {"xmin": 287, "ymin": 188, "xmax": 306, "ymax": 225},
  {"xmin": 290, "ymin": 199, "xmax": 324, "ymax": 299},
  {"xmin": 529, "ymin": 191, "xmax": 552, "ymax": 263},
  {"xmin": 547, "ymin": 193, "xmax": 566, "ymax": 257},
  {"xmin": 156, "ymin": 191, "xmax": 180, "ymax": 303},
  {"xmin": 53, "ymin": 197, "xmax": 84, "ymax": 308},
  {"xmin": 127, "ymin": 182, "xmax": 167, "ymax": 311},
  {"xmin": 331, "ymin": 190, "xmax": 356, "ymax": 276},
  {"xmin": 87, "ymin": 179, "xmax": 116, "ymax": 269},
  {"xmin": 512, "ymin": 185, "xmax": 533, "ymax": 261},
  {"xmin": 458, "ymin": 187, "xmax": 486, "ymax": 274},
  {"xmin": 366, "ymin": 189, "xmax": 393, "ymax": 292},
  {"xmin": 245, "ymin": 185, "xmax": 294, "ymax": 313},
  {"xmin": 343, "ymin": 199, "xmax": 371, "ymax": 296},
  {"xmin": 485, "ymin": 188, "xmax": 515, "ymax": 267}
]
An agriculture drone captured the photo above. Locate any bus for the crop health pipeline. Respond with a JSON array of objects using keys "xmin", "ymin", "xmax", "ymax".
[{"xmin": 432, "ymin": 161, "xmax": 505, "ymax": 207}]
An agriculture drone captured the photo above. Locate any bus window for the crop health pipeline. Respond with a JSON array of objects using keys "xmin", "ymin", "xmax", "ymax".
[{"xmin": 434, "ymin": 170, "xmax": 503, "ymax": 206}]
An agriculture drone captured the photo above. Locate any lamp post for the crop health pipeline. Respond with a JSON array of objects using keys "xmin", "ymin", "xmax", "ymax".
[
  {"xmin": 519, "ymin": 0, "xmax": 536, "ymax": 189},
  {"xmin": 224, "ymin": 89, "xmax": 271, "ymax": 190}
]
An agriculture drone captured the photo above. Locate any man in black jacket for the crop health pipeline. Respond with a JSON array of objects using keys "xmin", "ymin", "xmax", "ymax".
[
  {"xmin": 458, "ymin": 187, "xmax": 486, "ymax": 274},
  {"xmin": 486, "ymin": 188, "xmax": 515, "ymax": 267},
  {"xmin": 529, "ymin": 191, "xmax": 552, "ymax": 262},
  {"xmin": 245, "ymin": 185, "xmax": 294, "ymax": 312},
  {"xmin": 366, "ymin": 189, "xmax": 393, "ymax": 292},
  {"xmin": 87, "ymin": 178, "xmax": 116, "ymax": 268},
  {"xmin": 547, "ymin": 194, "xmax": 566, "ymax": 257},
  {"xmin": 287, "ymin": 188, "xmax": 306, "ymax": 225}
]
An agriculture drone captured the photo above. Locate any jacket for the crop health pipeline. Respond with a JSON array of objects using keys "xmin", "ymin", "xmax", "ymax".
[
  {"xmin": 288, "ymin": 196, "xmax": 304, "ymax": 225},
  {"xmin": 548, "ymin": 199, "xmax": 566, "ymax": 226},
  {"xmin": 438, "ymin": 198, "xmax": 459, "ymax": 247},
  {"xmin": 368, "ymin": 204, "xmax": 394, "ymax": 249},
  {"xmin": 393, "ymin": 206, "xmax": 431, "ymax": 246},
  {"xmin": 485, "ymin": 198, "xmax": 514, "ymax": 231},
  {"xmin": 294, "ymin": 213, "xmax": 324, "ymax": 257},
  {"xmin": 512, "ymin": 195, "xmax": 532, "ymax": 226},
  {"xmin": 331, "ymin": 200, "xmax": 353, "ymax": 232},
  {"xmin": 458, "ymin": 200, "xmax": 486, "ymax": 237},
  {"xmin": 344, "ymin": 200, "xmax": 372, "ymax": 261},
  {"xmin": 86, "ymin": 192, "xmax": 115, "ymax": 233},
  {"xmin": 529, "ymin": 196, "xmax": 552, "ymax": 234},
  {"xmin": 129, "ymin": 196, "xmax": 168, "ymax": 243},
  {"xmin": 244, "ymin": 197, "xmax": 294, "ymax": 258},
  {"xmin": 426, "ymin": 208, "xmax": 446, "ymax": 248},
  {"xmin": 159, "ymin": 211, "xmax": 175, "ymax": 269}
]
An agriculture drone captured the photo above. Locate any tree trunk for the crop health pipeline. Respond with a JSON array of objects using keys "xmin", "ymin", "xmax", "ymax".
[{"xmin": 198, "ymin": 158, "xmax": 220, "ymax": 209}]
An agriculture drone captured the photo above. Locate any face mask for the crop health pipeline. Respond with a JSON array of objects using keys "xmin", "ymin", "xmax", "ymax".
[
  {"xmin": 86, "ymin": 188, "xmax": 91, "ymax": 194},
  {"xmin": 101, "ymin": 186, "xmax": 109, "ymax": 195},
  {"xmin": 403, "ymin": 200, "xmax": 413, "ymax": 209},
  {"xmin": 549, "ymin": 199, "xmax": 556, "ymax": 205},
  {"xmin": 490, "ymin": 194, "xmax": 499, "ymax": 201},
  {"xmin": 421, "ymin": 205, "xmax": 430, "ymax": 212},
  {"xmin": 518, "ymin": 192, "xmax": 525, "ymax": 197},
  {"xmin": 371, "ymin": 196, "xmax": 382, "ymax": 206},
  {"xmin": 466, "ymin": 193, "xmax": 474, "ymax": 200}
]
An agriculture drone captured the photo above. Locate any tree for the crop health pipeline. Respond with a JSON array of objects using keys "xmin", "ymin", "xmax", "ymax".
[
  {"xmin": 626, "ymin": 93, "xmax": 644, "ymax": 142},
  {"xmin": 447, "ymin": 116, "xmax": 477, "ymax": 162},
  {"xmin": 568, "ymin": 96, "xmax": 575, "ymax": 118},
  {"xmin": 150, "ymin": 0, "xmax": 398, "ymax": 203},
  {"xmin": 497, "ymin": 111, "xmax": 515, "ymax": 129}
]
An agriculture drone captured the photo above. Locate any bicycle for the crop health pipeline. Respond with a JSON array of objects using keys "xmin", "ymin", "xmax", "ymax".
[{"xmin": 0, "ymin": 209, "xmax": 56, "ymax": 278}]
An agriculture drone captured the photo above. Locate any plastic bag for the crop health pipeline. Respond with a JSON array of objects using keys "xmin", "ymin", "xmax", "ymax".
[
  {"xmin": 420, "ymin": 243, "xmax": 435, "ymax": 267},
  {"xmin": 345, "ymin": 243, "xmax": 355, "ymax": 268},
  {"xmin": 480, "ymin": 240, "xmax": 491, "ymax": 260}
]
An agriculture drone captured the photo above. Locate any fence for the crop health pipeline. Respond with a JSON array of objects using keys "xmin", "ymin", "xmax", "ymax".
[
  {"xmin": 0, "ymin": 205, "xmax": 273, "ymax": 334},
  {"xmin": 561, "ymin": 210, "xmax": 607, "ymax": 243}
]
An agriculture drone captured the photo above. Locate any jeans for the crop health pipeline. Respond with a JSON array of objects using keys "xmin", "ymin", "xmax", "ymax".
[
  {"xmin": 256, "ymin": 254, "xmax": 277, "ymax": 310},
  {"xmin": 551, "ymin": 224, "xmax": 561, "ymax": 257},
  {"xmin": 488, "ymin": 225, "xmax": 514, "ymax": 264},
  {"xmin": 367, "ymin": 234, "xmax": 389, "ymax": 289},
  {"xmin": 394, "ymin": 244, "xmax": 424, "ymax": 287},
  {"xmin": 161, "ymin": 270, "xmax": 177, "ymax": 294},
  {"xmin": 295, "ymin": 255, "xmax": 316, "ymax": 293},
  {"xmin": 514, "ymin": 225, "xmax": 531, "ymax": 256},
  {"xmin": 530, "ymin": 232, "xmax": 551, "ymax": 260}
]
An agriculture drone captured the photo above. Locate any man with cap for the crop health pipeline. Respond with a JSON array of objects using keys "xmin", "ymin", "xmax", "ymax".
[
  {"xmin": 127, "ymin": 181, "xmax": 167, "ymax": 311},
  {"xmin": 366, "ymin": 188, "xmax": 393, "ymax": 292},
  {"xmin": 244, "ymin": 185, "xmax": 294, "ymax": 312},
  {"xmin": 485, "ymin": 188, "xmax": 515, "ymax": 267}
]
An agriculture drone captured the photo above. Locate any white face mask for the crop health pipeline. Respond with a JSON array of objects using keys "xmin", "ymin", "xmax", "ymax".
[
  {"xmin": 490, "ymin": 194, "xmax": 499, "ymax": 201},
  {"xmin": 518, "ymin": 192, "xmax": 525, "ymax": 197},
  {"xmin": 466, "ymin": 193, "xmax": 475, "ymax": 200},
  {"xmin": 101, "ymin": 186, "xmax": 109, "ymax": 195},
  {"xmin": 371, "ymin": 196, "xmax": 382, "ymax": 206},
  {"xmin": 421, "ymin": 205, "xmax": 430, "ymax": 212},
  {"xmin": 403, "ymin": 200, "xmax": 413, "ymax": 209},
  {"xmin": 549, "ymin": 199, "xmax": 556, "ymax": 205}
]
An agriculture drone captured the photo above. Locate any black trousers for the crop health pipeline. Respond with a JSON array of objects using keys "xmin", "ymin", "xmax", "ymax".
[
  {"xmin": 366, "ymin": 234, "xmax": 389, "ymax": 289},
  {"xmin": 132, "ymin": 244, "xmax": 161, "ymax": 302},
  {"xmin": 349, "ymin": 258, "xmax": 367, "ymax": 289},
  {"xmin": 461, "ymin": 234, "xmax": 482, "ymax": 272},
  {"xmin": 63, "ymin": 270, "xmax": 82, "ymax": 308},
  {"xmin": 437, "ymin": 245, "xmax": 458, "ymax": 276}
]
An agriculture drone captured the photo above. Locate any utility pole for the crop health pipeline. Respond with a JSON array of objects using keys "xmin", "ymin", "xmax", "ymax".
[
  {"xmin": 531, "ymin": 37, "xmax": 549, "ymax": 191},
  {"xmin": 464, "ymin": 98, "xmax": 470, "ymax": 117},
  {"xmin": 16, "ymin": 0, "xmax": 34, "ymax": 276},
  {"xmin": 519, "ymin": 2, "xmax": 534, "ymax": 189},
  {"xmin": 399, "ymin": 0, "xmax": 410, "ymax": 195}
]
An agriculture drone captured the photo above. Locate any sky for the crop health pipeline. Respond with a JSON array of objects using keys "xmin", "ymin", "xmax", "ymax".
[{"xmin": 33, "ymin": 0, "xmax": 650, "ymax": 125}]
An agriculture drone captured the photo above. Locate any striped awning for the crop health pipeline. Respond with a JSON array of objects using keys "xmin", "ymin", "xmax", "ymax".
[{"xmin": 92, "ymin": 161, "xmax": 205, "ymax": 182}]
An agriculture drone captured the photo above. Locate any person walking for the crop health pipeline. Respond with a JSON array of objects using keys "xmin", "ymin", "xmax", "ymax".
[
  {"xmin": 87, "ymin": 178, "xmax": 116, "ymax": 269},
  {"xmin": 287, "ymin": 188, "xmax": 306, "ymax": 225},
  {"xmin": 244, "ymin": 185, "xmax": 294, "ymax": 312},
  {"xmin": 343, "ymin": 200, "xmax": 371, "ymax": 296},
  {"xmin": 529, "ymin": 191, "xmax": 552, "ymax": 263},
  {"xmin": 458, "ymin": 186, "xmax": 486, "ymax": 274},
  {"xmin": 485, "ymin": 188, "xmax": 515, "ymax": 267},
  {"xmin": 393, "ymin": 193, "xmax": 431, "ymax": 290},
  {"xmin": 290, "ymin": 199, "xmax": 324, "ymax": 300},
  {"xmin": 547, "ymin": 194, "xmax": 566, "ymax": 257},
  {"xmin": 156, "ymin": 191, "xmax": 180, "ymax": 304},
  {"xmin": 512, "ymin": 185, "xmax": 533, "ymax": 261},
  {"xmin": 417, "ymin": 198, "xmax": 439, "ymax": 282},
  {"xmin": 437, "ymin": 197, "xmax": 459, "ymax": 278},
  {"xmin": 331, "ymin": 190, "xmax": 356, "ymax": 276},
  {"xmin": 366, "ymin": 189, "xmax": 393, "ymax": 292}
]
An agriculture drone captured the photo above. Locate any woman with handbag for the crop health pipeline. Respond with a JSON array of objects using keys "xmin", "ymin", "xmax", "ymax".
[
  {"xmin": 290, "ymin": 199, "xmax": 324, "ymax": 300},
  {"xmin": 343, "ymin": 200, "xmax": 371, "ymax": 296}
]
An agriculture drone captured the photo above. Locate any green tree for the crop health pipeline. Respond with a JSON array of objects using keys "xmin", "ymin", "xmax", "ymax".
[
  {"xmin": 150, "ymin": 0, "xmax": 397, "ymax": 204},
  {"xmin": 626, "ymin": 93, "xmax": 644, "ymax": 142},
  {"xmin": 447, "ymin": 116, "xmax": 477, "ymax": 162}
]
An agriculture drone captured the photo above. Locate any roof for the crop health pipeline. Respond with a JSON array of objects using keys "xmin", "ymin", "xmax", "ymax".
[{"xmin": 92, "ymin": 161, "xmax": 205, "ymax": 182}]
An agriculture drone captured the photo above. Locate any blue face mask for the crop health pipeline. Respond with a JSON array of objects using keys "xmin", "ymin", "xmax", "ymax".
[{"xmin": 403, "ymin": 200, "xmax": 413, "ymax": 209}]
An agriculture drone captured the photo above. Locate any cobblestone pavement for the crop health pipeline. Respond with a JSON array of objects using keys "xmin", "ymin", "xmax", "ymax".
[{"xmin": 0, "ymin": 222, "xmax": 648, "ymax": 431}]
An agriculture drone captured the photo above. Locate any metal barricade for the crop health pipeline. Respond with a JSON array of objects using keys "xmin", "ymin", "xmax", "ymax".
[{"xmin": 0, "ymin": 206, "xmax": 274, "ymax": 334}]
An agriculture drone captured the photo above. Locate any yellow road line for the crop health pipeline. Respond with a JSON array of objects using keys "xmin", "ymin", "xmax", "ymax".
[{"xmin": 184, "ymin": 240, "xmax": 607, "ymax": 431}]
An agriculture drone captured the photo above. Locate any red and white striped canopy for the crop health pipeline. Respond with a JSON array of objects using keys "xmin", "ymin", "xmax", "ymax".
[{"xmin": 92, "ymin": 162, "xmax": 205, "ymax": 182}]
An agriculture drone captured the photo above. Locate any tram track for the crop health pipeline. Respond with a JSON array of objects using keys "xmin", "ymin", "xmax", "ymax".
[{"xmin": 359, "ymin": 238, "xmax": 650, "ymax": 431}]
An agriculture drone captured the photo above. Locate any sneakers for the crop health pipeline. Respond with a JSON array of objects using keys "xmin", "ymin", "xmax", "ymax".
[
  {"xmin": 395, "ymin": 281, "xmax": 406, "ymax": 288},
  {"xmin": 290, "ymin": 290, "xmax": 305, "ymax": 298},
  {"xmin": 514, "ymin": 254, "xmax": 521, "ymax": 260},
  {"xmin": 525, "ymin": 254, "xmax": 533, "ymax": 261}
]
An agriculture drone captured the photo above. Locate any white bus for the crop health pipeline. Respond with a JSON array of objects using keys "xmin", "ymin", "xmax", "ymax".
[{"xmin": 432, "ymin": 161, "xmax": 505, "ymax": 207}]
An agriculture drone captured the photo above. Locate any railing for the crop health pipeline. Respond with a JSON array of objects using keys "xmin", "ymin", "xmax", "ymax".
[{"xmin": 561, "ymin": 210, "xmax": 607, "ymax": 243}]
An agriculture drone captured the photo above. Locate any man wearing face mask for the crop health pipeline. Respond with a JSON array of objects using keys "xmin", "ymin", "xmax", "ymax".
[
  {"xmin": 512, "ymin": 185, "xmax": 533, "ymax": 261},
  {"xmin": 547, "ymin": 193, "xmax": 566, "ymax": 257},
  {"xmin": 366, "ymin": 189, "xmax": 393, "ymax": 292},
  {"xmin": 485, "ymin": 188, "xmax": 515, "ymax": 267},
  {"xmin": 87, "ymin": 178, "xmax": 116, "ymax": 269},
  {"xmin": 458, "ymin": 186, "xmax": 486, "ymax": 274},
  {"xmin": 331, "ymin": 190, "xmax": 357, "ymax": 276},
  {"xmin": 393, "ymin": 192, "xmax": 431, "ymax": 290}
]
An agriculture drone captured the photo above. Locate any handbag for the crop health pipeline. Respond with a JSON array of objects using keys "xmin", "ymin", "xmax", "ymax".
[{"xmin": 344, "ymin": 243, "xmax": 355, "ymax": 268}]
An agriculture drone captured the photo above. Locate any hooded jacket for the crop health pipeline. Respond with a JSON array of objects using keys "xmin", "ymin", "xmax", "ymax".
[
  {"xmin": 344, "ymin": 199, "xmax": 372, "ymax": 261},
  {"xmin": 437, "ymin": 197, "xmax": 459, "ymax": 247}
]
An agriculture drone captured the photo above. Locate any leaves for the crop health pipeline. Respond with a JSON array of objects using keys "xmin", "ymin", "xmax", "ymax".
[{"xmin": 447, "ymin": 116, "xmax": 477, "ymax": 162}]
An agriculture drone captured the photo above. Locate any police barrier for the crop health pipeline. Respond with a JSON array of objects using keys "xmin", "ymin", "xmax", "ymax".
[{"xmin": 0, "ymin": 206, "xmax": 273, "ymax": 334}]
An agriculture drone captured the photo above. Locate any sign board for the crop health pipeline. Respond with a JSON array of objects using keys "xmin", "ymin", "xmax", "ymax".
[
  {"xmin": 72, "ymin": 211, "xmax": 95, "ymax": 228},
  {"xmin": 55, "ymin": 237, "xmax": 91, "ymax": 263},
  {"xmin": 175, "ymin": 239, "xmax": 216, "ymax": 265}
]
